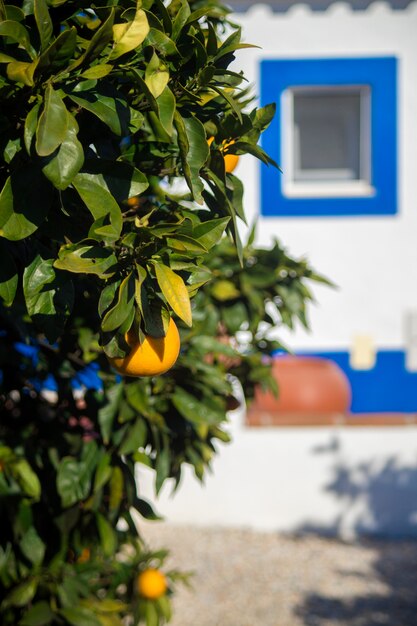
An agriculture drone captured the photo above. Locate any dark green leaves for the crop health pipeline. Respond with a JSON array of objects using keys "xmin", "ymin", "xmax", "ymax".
[
  {"xmin": 20, "ymin": 601, "xmax": 55, "ymax": 626},
  {"xmin": 101, "ymin": 273, "xmax": 135, "ymax": 332},
  {"xmin": 73, "ymin": 173, "xmax": 122, "ymax": 243},
  {"xmin": 174, "ymin": 112, "xmax": 208, "ymax": 204},
  {"xmin": 98, "ymin": 383, "xmax": 123, "ymax": 444},
  {"xmin": 36, "ymin": 85, "xmax": 68, "ymax": 157},
  {"xmin": 56, "ymin": 443, "xmax": 99, "ymax": 508},
  {"xmin": 23, "ymin": 255, "xmax": 74, "ymax": 343},
  {"xmin": 42, "ymin": 113, "xmax": 84, "ymax": 189},
  {"xmin": 68, "ymin": 90, "xmax": 129, "ymax": 137},
  {"xmin": 0, "ymin": 239, "xmax": 17, "ymax": 306},
  {"xmin": 0, "ymin": 167, "xmax": 53, "ymax": 240},
  {"xmin": 34, "ymin": 0, "xmax": 53, "ymax": 51}
]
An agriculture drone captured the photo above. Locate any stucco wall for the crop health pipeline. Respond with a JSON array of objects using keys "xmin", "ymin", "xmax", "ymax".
[
  {"xmin": 137, "ymin": 401, "xmax": 417, "ymax": 537},
  {"xmin": 232, "ymin": 1, "xmax": 417, "ymax": 352}
]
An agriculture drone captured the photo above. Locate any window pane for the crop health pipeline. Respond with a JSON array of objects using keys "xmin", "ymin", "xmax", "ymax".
[{"xmin": 293, "ymin": 90, "xmax": 362, "ymax": 182}]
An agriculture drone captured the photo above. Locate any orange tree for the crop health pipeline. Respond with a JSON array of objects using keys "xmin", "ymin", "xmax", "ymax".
[{"xmin": 0, "ymin": 1, "xmax": 326, "ymax": 624}]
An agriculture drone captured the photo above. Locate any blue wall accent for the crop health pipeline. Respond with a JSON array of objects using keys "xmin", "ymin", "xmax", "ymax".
[
  {"xmin": 260, "ymin": 57, "xmax": 398, "ymax": 217},
  {"xmin": 295, "ymin": 350, "xmax": 417, "ymax": 414}
]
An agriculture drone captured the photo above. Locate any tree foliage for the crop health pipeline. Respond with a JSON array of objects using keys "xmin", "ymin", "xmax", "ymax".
[{"xmin": 0, "ymin": 1, "xmax": 327, "ymax": 624}]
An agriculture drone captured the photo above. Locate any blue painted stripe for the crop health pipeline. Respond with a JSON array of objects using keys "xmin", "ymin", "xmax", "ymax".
[{"xmin": 291, "ymin": 350, "xmax": 417, "ymax": 414}]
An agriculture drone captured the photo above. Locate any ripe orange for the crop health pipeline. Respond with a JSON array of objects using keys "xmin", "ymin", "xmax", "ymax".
[
  {"xmin": 208, "ymin": 136, "xmax": 239, "ymax": 173},
  {"xmin": 137, "ymin": 568, "xmax": 168, "ymax": 599},
  {"xmin": 108, "ymin": 318, "xmax": 180, "ymax": 377}
]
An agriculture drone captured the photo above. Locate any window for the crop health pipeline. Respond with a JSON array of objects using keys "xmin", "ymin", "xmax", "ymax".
[{"xmin": 260, "ymin": 58, "xmax": 397, "ymax": 216}]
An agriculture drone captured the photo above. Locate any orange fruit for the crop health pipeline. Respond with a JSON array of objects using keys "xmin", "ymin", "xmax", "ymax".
[
  {"xmin": 108, "ymin": 318, "xmax": 180, "ymax": 377},
  {"xmin": 208, "ymin": 136, "xmax": 239, "ymax": 173},
  {"xmin": 77, "ymin": 547, "xmax": 91, "ymax": 563},
  {"xmin": 137, "ymin": 568, "xmax": 168, "ymax": 599}
]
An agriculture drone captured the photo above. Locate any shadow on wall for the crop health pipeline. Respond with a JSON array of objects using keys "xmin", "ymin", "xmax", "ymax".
[
  {"xmin": 298, "ymin": 436, "xmax": 417, "ymax": 538},
  {"xmin": 295, "ymin": 442, "xmax": 417, "ymax": 625}
]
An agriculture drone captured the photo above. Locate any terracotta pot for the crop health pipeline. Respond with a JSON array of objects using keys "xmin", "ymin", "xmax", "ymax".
[{"xmin": 254, "ymin": 355, "xmax": 351, "ymax": 415}]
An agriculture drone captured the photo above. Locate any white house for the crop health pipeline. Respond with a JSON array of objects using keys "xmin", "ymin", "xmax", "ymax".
[{"xmin": 137, "ymin": 0, "xmax": 417, "ymax": 537}]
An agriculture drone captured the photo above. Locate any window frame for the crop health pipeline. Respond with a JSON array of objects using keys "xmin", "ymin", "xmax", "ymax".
[{"xmin": 260, "ymin": 57, "xmax": 398, "ymax": 217}]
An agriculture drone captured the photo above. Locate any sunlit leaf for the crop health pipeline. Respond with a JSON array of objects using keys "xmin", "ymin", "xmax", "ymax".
[
  {"xmin": 154, "ymin": 262, "xmax": 192, "ymax": 327},
  {"xmin": 111, "ymin": 6, "xmax": 149, "ymax": 59}
]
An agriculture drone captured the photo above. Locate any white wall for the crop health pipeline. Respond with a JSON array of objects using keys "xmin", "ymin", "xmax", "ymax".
[
  {"xmin": 232, "ymin": 1, "xmax": 417, "ymax": 352},
  {"xmin": 137, "ymin": 401, "xmax": 417, "ymax": 537}
]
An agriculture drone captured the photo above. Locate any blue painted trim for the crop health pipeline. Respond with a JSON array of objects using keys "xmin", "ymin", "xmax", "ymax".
[
  {"xmin": 260, "ymin": 57, "xmax": 398, "ymax": 217},
  {"xmin": 290, "ymin": 350, "xmax": 417, "ymax": 414}
]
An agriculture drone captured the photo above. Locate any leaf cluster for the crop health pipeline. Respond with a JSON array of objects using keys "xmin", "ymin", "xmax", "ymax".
[{"xmin": 0, "ymin": 0, "xmax": 276, "ymax": 354}]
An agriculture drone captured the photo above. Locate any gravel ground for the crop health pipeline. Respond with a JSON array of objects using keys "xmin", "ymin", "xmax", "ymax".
[{"xmin": 140, "ymin": 523, "xmax": 417, "ymax": 626}]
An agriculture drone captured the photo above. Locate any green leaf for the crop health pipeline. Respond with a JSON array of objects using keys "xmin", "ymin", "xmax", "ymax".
[
  {"xmin": 133, "ymin": 496, "xmax": 161, "ymax": 520},
  {"xmin": 34, "ymin": 0, "xmax": 52, "ymax": 51},
  {"xmin": 93, "ymin": 454, "xmax": 112, "ymax": 492},
  {"xmin": 156, "ymin": 86, "xmax": 176, "ymax": 136},
  {"xmin": 98, "ymin": 383, "xmax": 123, "ymax": 444},
  {"xmin": 4, "ymin": 578, "xmax": 38, "ymax": 608},
  {"xmin": 7, "ymin": 58, "xmax": 39, "ymax": 86},
  {"xmin": 154, "ymin": 262, "xmax": 192, "ymax": 327},
  {"xmin": 96, "ymin": 513, "xmax": 117, "ymax": 556},
  {"xmin": 56, "ymin": 457, "xmax": 93, "ymax": 508},
  {"xmin": 111, "ymin": 6, "xmax": 149, "ymax": 59},
  {"xmin": 145, "ymin": 50, "xmax": 169, "ymax": 99},
  {"xmin": 67, "ymin": 9, "xmax": 114, "ymax": 72},
  {"xmin": 193, "ymin": 217, "xmax": 230, "ymax": 250},
  {"xmin": 80, "ymin": 159, "xmax": 148, "ymax": 203},
  {"xmin": 119, "ymin": 419, "xmax": 146, "ymax": 455},
  {"xmin": 155, "ymin": 447, "xmax": 170, "ymax": 494},
  {"xmin": 19, "ymin": 527, "xmax": 45, "ymax": 567},
  {"xmin": 42, "ymin": 112, "xmax": 84, "ymax": 190},
  {"xmin": 156, "ymin": 596, "xmax": 172, "ymax": 622},
  {"xmin": 11, "ymin": 459, "xmax": 41, "ymax": 500},
  {"xmin": 0, "ymin": 168, "xmax": 53, "ymax": 240},
  {"xmin": 0, "ymin": 20, "xmax": 36, "ymax": 58},
  {"xmin": 211, "ymin": 279, "xmax": 240, "ymax": 301},
  {"xmin": 174, "ymin": 112, "xmax": 208, "ymax": 204},
  {"xmin": 73, "ymin": 173, "xmax": 122, "ymax": 242},
  {"xmin": 145, "ymin": 600, "xmax": 159, "ymax": 626},
  {"xmin": 68, "ymin": 90, "xmax": 128, "ymax": 136},
  {"xmin": 109, "ymin": 466, "xmax": 123, "ymax": 513},
  {"xmin": 36, "ymin": 84, "xmax": 68, "ymax": 157},
  {"xmin": 172, "ymin": 388, "xmax": 224, "ymax": 425},
  {"xmin": 80, "ymin": 64, "xmax": 113, "ymax": 79},
  {"xmin": 20, "ymin": 601, "xmax": 54, "ymax": 626},
  {"xmin": 166, "ymin": 234, "xmax": 207, "ymax": 254},
  {"xmin": 143, "ymin": 28, "xmax": 178, "ymax": 56},
  {"xmin": 24, "ymin": 102, "xmax": 40, "ymax": 154},
  {"xmin": 37, "ymin": 27, "xmax": 77, "ymax": 75},
  {"xmin": 60, "ymin": 608, "xmax": 101, "ymax": 626},
  {"xmin": 98, "ymin": 280, "xmax": 120, "ymax": 316},
  {"xmin": 171, "ymin": 0, "xmax": 190, "ymax": 41},
  {"xmin": 0, "ymin": 239, "xmax": 17, "ymax": 306},
  {"xmin": 23, "ymin": 255, "xmax": 74, "ymax": 343},
  {"xmin": 54, "ymin": 243, "xmax": 117, "ymax": 279},
  {"xmin": 101, "ymin": 274, "xmax": 135, "ymax": 332}
]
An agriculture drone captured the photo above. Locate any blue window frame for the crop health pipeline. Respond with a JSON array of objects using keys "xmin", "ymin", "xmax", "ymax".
[{"xmin": 260, "ymin": 57, "xmax": 398, "ymax": 217}]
